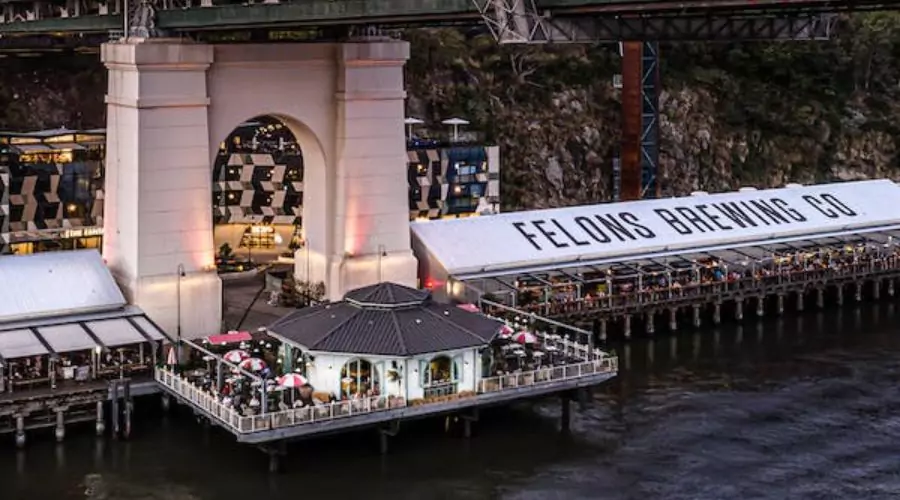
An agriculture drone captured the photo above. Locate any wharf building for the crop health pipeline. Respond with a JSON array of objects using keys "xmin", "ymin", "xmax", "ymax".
[
  {"xmin": 411, "ymin": 179, "xmax": 900, "ymax": 339},
  {"xmin": 0, "ymin": 129, "xmax": 105, "ymax": 256}
]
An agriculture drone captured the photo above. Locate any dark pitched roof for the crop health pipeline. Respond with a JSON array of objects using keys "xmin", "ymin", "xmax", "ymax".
[{"xmin": 267, "ymin": 282, "xmax": 502, "ymax": 356}]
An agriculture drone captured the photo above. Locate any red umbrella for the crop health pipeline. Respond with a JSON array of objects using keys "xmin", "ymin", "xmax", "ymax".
[
  {"xmin": 513, "ymin": 331, "xmax": 537, "ymax": 344},
  {"xmin": 239, "ymin": 358, "xmax": 267, "ymax": 372},
  {"xmin": 277, "ymin": 373, "xmax": 309, "ymax": 388},
  {"xmin": 223, "ymin": 349, "xmax": 250, "ymax": 363},
  {"xmin": 497, "ymin": 324, "xmax": 514, "ymax": 338}
]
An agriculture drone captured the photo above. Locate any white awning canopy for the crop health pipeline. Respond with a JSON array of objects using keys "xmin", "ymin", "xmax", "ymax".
[
  {"xmin": 0, "ymin": 307, "xmax": 172, "ymax": 361},
  {"xmin": 411, "ymin": 180, "xmax": 900, "ymax": 278}
]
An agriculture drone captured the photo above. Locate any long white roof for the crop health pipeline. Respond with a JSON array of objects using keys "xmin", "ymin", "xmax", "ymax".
[
  {"xmin": 0, "ymin": 250, "xmax": 126, "ymax": 324},
  {"xmin": 411, "ymin": 179, "xmax": 900, "ymax": 277}
]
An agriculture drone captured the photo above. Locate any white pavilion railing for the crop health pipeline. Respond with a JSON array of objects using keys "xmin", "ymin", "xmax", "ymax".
[{"xmin": 155, "ymin": 343, "xmax": 618, "ymax": 434}]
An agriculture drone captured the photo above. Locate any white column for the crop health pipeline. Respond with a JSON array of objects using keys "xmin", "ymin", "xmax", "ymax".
[
  {"xmin": 102, "ymin": 40, "xmax": 222, "ymax": 339},
  {"xmin": 322, "ymin": 41, "xmax": 418, "ymax": 298}
]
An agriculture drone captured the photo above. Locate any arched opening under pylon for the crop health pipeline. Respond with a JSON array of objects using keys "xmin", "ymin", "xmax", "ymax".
[{"xmin": 212, "ymin": 115, "xmax": 304, "ymax": 272}]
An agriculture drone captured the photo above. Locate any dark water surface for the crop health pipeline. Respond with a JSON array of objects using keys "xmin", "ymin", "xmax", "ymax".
[{"xmin": 4, "ymin": 303, "xmax": 900, "ymax": 500}]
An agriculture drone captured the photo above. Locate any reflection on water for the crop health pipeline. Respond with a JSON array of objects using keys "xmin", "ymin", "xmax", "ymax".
[{"xmin": 4, "ymin": 303, "xmax": 900, "ymax": 499}]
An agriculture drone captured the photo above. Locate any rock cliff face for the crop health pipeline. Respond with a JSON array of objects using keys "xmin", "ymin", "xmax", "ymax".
[{"xmin": 3, "ymin": 13, "xmax": 900, "ymax": 212}]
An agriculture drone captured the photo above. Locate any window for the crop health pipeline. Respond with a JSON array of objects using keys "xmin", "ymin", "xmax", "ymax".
[{"xmin": 340, "ymin": 358, "xmax": 380, "ymax": 398}]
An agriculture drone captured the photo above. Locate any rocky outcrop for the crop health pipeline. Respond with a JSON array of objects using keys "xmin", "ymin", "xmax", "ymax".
[{"xmin": 3, "ymin": 13, "xmax": 900, "ymax": 211}]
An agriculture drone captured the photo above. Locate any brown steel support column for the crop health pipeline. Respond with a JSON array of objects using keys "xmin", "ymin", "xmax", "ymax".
[{"xmin": 620, "ymin": 41, "xmax": 643, "ymax": 201}]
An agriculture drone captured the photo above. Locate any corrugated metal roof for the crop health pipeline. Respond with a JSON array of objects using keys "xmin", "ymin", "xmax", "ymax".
[
  {"xmin": 0, "ymin": 250, "xmax": 126, "ymax": 324},
  {"xmin": 268, "ymin": 282, "xmax": 503, "ymax": 357}
]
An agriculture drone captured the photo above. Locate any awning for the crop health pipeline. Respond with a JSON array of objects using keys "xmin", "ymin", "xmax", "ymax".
[
  {"xmin": 0, "ymin": 329, "xmax": 47, "ymax": 360},
  {"xmin": 411, "ymin": 179, "xmax": 900, "ymax": 278},
  {"xmin": 206, "ymin": 331, "xmax": 252, "ymax": 345},
  {"xmin": 0, "ymin": 306, "xmax": 173, "ymax": 361}
]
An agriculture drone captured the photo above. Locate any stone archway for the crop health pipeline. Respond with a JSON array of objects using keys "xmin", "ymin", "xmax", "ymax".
[{"xmin": 212, "ymin": 115, "xmax": 307, "ymax": 267}]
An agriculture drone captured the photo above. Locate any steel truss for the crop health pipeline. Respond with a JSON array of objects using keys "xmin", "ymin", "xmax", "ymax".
[{"xmin": 471, "ymin": 0, "xmax": 838, "ymax": 43}]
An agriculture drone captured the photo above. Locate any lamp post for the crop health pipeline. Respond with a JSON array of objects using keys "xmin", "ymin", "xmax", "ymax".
[
  {"xmin": 176, "ymin": 264, "xmax": 185, "ymax": 343},
  {"xmin": 305, "ymin": 239, "xmax": 311, "ymax": 307},
  {"xmin": 377, "ymin": 244, "xmax": 386, "ymax": 282}
]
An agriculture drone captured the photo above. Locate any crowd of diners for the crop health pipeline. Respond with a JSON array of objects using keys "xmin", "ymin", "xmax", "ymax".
[
  {"xmin": 502, "ymin": 237, "xmax": 900, "ymax": 315},
  {"xmin": 184, "ymin": 336, "xmax": 339, "ymax": 417},
  {"xmin": 1, "ymin": 343, "xmax": 158, "ymax": 394}
]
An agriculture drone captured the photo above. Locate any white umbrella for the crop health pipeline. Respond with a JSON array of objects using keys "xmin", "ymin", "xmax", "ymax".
[
  {"xmin": 513, "ymin": 331, "xmax": 538, "ymax": 344},
  {"xmin": 240, "ymin": 358, "xmax": 267, "ymax": 372},
  {"xmin": 441, "ymin": 117, "xmax": 469, "ymax": 141},
  {"xmin": 223, "ymin": 349, "xmax": 250, "ymax": 363},
  {"xmin": 277, "ymin": 373, "xmax": 309, "ymax": 388},
  {"xmin": 405, "ymin": 117, "xmax": 424, "ymax": 140}
]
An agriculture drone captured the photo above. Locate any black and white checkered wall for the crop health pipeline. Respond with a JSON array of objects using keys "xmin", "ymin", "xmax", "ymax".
[{"xmin": 212, "ymin": 152, "xmax": 304, "ymax": 226}]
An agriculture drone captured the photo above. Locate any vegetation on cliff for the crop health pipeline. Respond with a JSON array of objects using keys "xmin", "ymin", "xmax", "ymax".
[{"xmin": 3, "ymin": 13, "xmax": 900, "ymax": 211}]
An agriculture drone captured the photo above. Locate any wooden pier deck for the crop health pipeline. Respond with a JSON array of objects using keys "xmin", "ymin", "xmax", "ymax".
[{"xmin": 155, "ymin": 356, "xmax": 617, "ymax": 445}]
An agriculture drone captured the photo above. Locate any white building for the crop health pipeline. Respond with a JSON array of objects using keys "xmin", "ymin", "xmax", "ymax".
[{"xmin": 266, "ymin": 282, "xmax": 504, "ymax": 403}]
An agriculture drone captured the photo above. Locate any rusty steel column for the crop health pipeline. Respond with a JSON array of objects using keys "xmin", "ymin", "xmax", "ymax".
[{"xmin": 620, "ymin": 41, "xmax": 660, "ymax": 201}]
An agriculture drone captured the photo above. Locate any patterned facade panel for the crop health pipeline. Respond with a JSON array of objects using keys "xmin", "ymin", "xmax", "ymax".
[
  {"xmin": 407, "ymin": 144, "xmax": 501, "ymax": 220},
  {"xmin": 212, "ymin": 151, "xmax": 303, "ymax": 227},
  {"xmin": 0, "ymin": 153, "xmax": 104, "ymax": 252}
]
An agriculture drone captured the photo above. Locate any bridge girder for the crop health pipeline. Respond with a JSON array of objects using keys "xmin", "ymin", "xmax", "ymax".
[{"xmin": 472, "ymin": 0, "xmax": 840, "ymax": 43}]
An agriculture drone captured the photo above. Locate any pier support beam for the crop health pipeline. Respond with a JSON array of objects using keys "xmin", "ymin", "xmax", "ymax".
[
  {"xmin": 735, "ymin": 300, "xmax": 744, "ymax": 321},
  {"xmin": 776, "ymin": 295, "xmax": 784, "ymax": 315},
  {"xmin": 645, "ymin": 312, "xmax": 655, "ymax": 335},
  {"xmin": 837, "ymin": 286, "xmax": 844, "ymax": 306},
  {"xmin": 691, "ymin": 306, "xmax": 700, "ymax": 328},
  {"xmin": 122, "ymin": 381, "xmax": 132, "ymax": 440},
  {"xmin": 460, "ymin": 409, "xmax": 479, "ymax": 439},
  {"xmin": 889, "ymin": 279, "xmax": 895, "ymax": 298},
  {"xmin": 873, "ymin": 280, "xmax": 881, "ymax": 300},
  {"xmin": 55, "ymin": 409, "xmax": 65, "ymax": 443},
  {"xmin": 161, "ymin": 393, "xmax": 171, "ymax": 412},
  {"xmin": 667, "ymin": 308, "xmax": 677, "ymax": 331},
  {"xmin": 623, "ymin": 315, "xmax": 632, "ymax": 340},
  {"xmin": 756, "ymin": 296, "xmax": 765, "ymax": 317},
  {"xmin": 15, "ymin": 415, "xmax": 25, "ymax": 448},
  {"xmin": 560, "ymin": 393, "xmax": 571, "ymax": 433},
  {"xmin": 713, "ymin": 303, "xmax": 721, "ymax": 325},
  {"xmin": 378, "ymin": 420, "xmax": 401, "ymax": 455},
  {"xmin": 855, "ymin": 282, "xmax": 863, "ymax": 302},
  {"xmin": 797, "ymin": 291, "xmax": 805, "ymax": 312},
  {"xmin": 598, "ymin": 319, "xmax": 607, "ymax": 342},
  {"xmin": 817, "ymin": 288, "xmax": 825, "ymax": 308},
  {"xmin": 111, "ymin": 382, "xmax": 120, "ymax": 439},
  {"xmin": 96, "ymin": 402, "xmax": 105, "ymax": 436}
]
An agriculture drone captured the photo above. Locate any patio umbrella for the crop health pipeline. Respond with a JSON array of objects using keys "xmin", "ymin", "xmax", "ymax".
[
  {"xmin": 239, "ymin": 357, "xmax": 267, "ymax": 372},
  {"xmin": 513, "ymin": 331, "xmax": 538, "ymax": 345},
  {"xmin": 223, "ymin": 349, "xmax": 250, "ymax": 363},
  {"xmin": 166, "ymin": 346, "xmax": 177, "ymax": 366},
  {"xmin": 277, "ymin": 373, "xmax": 308, "ymax": 388},
  {"xmin": 497, "ymin": 324, "xmax": 514, "ymax": 339},
  {"xmin": 456, "ymin": 303, "xmax": 480, "ymax": 313}
]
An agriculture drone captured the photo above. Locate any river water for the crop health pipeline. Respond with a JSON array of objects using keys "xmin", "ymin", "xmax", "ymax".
[{"xmin": 3, "ymin": 302, "xmax": 900, "ymax": 500}]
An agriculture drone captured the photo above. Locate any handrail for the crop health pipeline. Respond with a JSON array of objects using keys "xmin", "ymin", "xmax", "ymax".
[
  {"xmin": 513, "ymin": 258, "xmax": 900, "ymax": 316},
  {"xmin": 154, "ymin": 351, "xmax": 619, "ymax": 434}
]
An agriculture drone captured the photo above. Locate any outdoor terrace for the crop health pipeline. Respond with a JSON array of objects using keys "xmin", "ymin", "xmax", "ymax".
[
  {"xmin": 466, "ymin": 229, "xmax": 900, "ymax": 321},
  {"xmin": 155, "ymin": 329, "xmax": 616, "ymax": 444}
]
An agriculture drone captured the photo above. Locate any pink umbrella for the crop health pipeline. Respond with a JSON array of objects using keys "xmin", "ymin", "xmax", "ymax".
[
  {"xmin": 456, "ymin": 303, "xmax": 480, "ymax": 313},
  {"xmin": 223, "ymin": 349, "xmax": 250, "ymax": 363},
  {"xmin": 239, "ymin": 357, "xmax": 267, "ymax": 372},
  {"xmin": 166, "ymin": 345, "xmax": 177, "ymax": 366},
  {"xmin": 513, "ymin": 331, "xmax": 537, "ymax": 344},
  {"xmin": 497, "ymin": 324, "xmax": 514, "ymax": 338},
  {"xmin": 277, "ymin": 373, "xmax": 309, "ymax": 388}
]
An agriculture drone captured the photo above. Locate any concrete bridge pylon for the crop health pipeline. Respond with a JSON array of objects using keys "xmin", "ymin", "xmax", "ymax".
[{"xmin": 102, "ymin": 38, "xmax": 418, "ymax": 339}]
